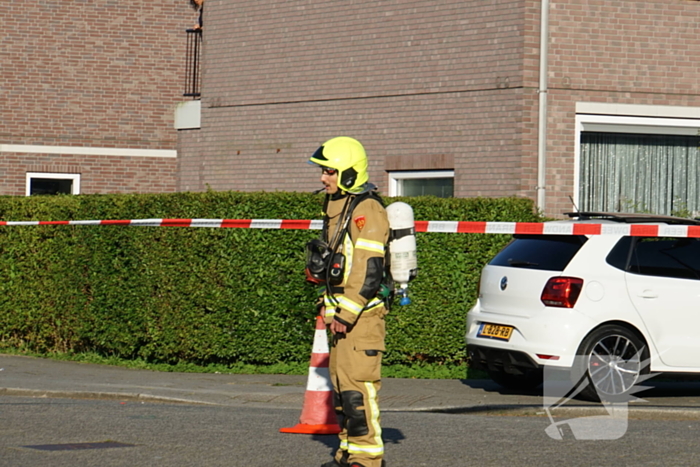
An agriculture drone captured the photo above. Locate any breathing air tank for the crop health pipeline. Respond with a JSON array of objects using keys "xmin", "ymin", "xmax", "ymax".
[{"xmin": 386, "ymin": 202, "xmax": 418, "ymax": 305}]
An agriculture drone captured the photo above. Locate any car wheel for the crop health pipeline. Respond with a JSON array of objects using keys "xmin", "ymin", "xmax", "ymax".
[
  {"xmin": 488, "ymin": 368, "xmax": 543, "ymax": 391},
  {"xmin": 573, "ymin": 324, "xmax": 650, "ymax": 402}
]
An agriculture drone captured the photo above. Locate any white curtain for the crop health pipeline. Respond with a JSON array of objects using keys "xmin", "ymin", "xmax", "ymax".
[{"xmin": 580, "ymin": 133, "xmax": 700, "ymax": 217}]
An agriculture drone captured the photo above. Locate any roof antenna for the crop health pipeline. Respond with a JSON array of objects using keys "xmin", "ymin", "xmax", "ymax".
[{"xmin": 568, "ymin": 195, "xmax": 580, "ymax": 212}]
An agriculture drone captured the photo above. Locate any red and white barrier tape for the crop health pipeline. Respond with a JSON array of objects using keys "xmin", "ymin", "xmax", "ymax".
[
  {"xmin": 2, "ymin": 218, "xmax": 700, "ymax": 237},
  {"xmin": 0, "ymin": 218, "xmax": 324, "ymax": 229}
]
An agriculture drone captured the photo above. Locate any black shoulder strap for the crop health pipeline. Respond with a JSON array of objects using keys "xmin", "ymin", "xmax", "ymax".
[
  {"xmin": 321, "ymin": 194, "xmax": 330, "ymax": 242},
  {"xmin": 342, "ymin": 191, "xmax": 378, "ymax": 242},
  {"xmin": 368, "ymin": 190, "xmax": 385, "ymax": 208}
]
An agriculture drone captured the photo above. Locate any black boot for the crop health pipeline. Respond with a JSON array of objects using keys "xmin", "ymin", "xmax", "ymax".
[
  {"xmin": 321, "ymin": 452, "xmax": 349, "ymax": 467},
  {"xmin": 320, "ymin": 461, "xmax": 344, "ymax": 467}
]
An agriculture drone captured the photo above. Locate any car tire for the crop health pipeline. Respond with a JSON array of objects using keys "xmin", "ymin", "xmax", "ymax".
[
  {"xmin": 488, "ymin": 368, "xmax": 543, "ymax": 391},
  {"xmin": 572, "ymin": 324, "xmax": 650, "ymax": 402}
]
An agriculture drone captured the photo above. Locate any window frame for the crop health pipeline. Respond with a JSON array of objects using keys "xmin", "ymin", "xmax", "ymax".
[
  {"xmin": 26, "ymin": 172, "xmax": 81, "ymax": 196},
  {"xmin": 387, "ymin": 170, "xmax": 454, "ymax": 197}
]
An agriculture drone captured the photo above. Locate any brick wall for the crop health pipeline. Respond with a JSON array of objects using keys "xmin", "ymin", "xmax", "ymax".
[
  {"xmin": 183, "ymin": 89, "xmax": 527, "ymax": 198},
  {"xmin": 204, "ymin": 0, "xmax": 527, "ymax": 105},
  {"xmin": 1, "ymin": 153, "xmax": 177, "ymax": 195},
  {"xmin": 548, "ymin": 0, "xmax": 700, "ymax": 97},
  {"xmin": 1, "ymin": 0, "xmax": 194, "ymax": 196},
  {"xmin": 183, "ymin": 0, "xmax": 534, "ymax": 199},
  {"xmin": 178, "ymin": 0, "xmax": 700, "ymax": 218},
  {"xmin": 177, "ymin": 129, "xmax": 204, "ymax": 192}
]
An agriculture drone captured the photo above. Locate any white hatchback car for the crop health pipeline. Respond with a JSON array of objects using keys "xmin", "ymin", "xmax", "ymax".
[{"xmin": 466, "ymin": 212, "xmax": 700, "ymax": 400}]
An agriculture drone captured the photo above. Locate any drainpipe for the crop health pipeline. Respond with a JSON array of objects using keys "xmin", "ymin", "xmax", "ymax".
[{"xmin": 536, "ymin": 0, "xmax": 550, "ymax": 213}]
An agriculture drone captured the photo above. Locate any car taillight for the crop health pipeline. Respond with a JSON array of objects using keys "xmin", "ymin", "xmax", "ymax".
[{"xmin": 541, "ymin": 277, "xmax": 583, "ymax": 308}]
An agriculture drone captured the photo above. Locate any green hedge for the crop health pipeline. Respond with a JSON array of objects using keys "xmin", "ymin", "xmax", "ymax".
[{"xmin": 0, "ymin": 192, "xmax": 539, "ymax": 366}]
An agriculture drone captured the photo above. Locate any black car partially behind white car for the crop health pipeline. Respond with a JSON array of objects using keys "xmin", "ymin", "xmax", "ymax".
[{"xmin": 466, "ymin": 212, "xmax": 700, "ymax": 401}]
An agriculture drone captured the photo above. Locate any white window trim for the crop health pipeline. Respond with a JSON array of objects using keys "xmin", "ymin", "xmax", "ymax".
[
  {"xmin": 2, "ymin": 144, "xmax": 176, "ymax": 158},
  {"xmin": 573, "ymin": 111, "xmax": 700, "ymax": 210},
  {"xmin": 388, "ymin": 170, "xmax": 454, "ymax": 196},
  {"xmin": 26, "ymin": 172, "xmax": 81, "ymax": 196}
]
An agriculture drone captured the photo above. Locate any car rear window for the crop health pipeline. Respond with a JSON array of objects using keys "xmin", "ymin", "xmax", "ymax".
[{"xmin": 488, "ymin": 235, "xmax": 588, "ymax": 271}]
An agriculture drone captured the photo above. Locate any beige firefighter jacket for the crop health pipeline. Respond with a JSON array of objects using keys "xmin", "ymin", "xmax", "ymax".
[{"xmin": 321, "ymin": 190, "xmax": 390, "ymax": 327}]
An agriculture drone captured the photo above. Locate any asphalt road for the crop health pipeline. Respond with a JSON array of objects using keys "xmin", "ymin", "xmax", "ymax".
[{"xmin": 1, "ymin": 396, "xmax": 699, "ymax": 467}]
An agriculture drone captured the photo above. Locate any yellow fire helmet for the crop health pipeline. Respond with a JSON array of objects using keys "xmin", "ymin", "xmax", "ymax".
[{"xmin": 309, "ymin": 136, "xmax": 369, "ymax": 193}]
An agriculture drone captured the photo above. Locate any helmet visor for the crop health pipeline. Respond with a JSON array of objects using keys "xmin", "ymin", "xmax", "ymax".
[{"xmin": 309, "ymin": 145, "xmax": 329, "ymax": 164}]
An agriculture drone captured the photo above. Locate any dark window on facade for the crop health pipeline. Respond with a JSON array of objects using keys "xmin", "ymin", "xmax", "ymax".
[
  {"xmin": 30, "ymin": 178, "xmax": 74, "ymax": 195},
  {"xmin": 390, "ymin": 170, "xmax": 454, "ymax": 198},
  {"xmin": 401, "ymin": 178, "xmax": 454, "ymax": 197}
]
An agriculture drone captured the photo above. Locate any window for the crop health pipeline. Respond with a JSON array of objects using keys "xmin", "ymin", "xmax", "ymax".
[
  {"xmin": 628, "ymin": 237, "xmax": 700, "ymax": 280},
  {"xmin": 605, "ymin": 236, "xmax": 634, "ymax": 271},
  {"xmin": 579, "ymin": 132, "xmax": 700, "ymax": 216},
  {"xmin": 26, "ymin": 173, "xmax": 81, "ymax": 196},
  {"xmin": 388, "ymin": 170, "xmax": 454, "ymax": 197},
  {"xmin": 489, "ymin": 235, "xmax": 588, "ymax": 272},
  {"xmin": 574, "ymin": 105, "xmax": 700, "ymax": 217}
]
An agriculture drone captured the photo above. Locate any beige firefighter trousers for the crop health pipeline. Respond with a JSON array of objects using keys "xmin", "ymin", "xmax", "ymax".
[{"xmin": 329, "ymin": 307, "xmax": 386, "ymax": 467}]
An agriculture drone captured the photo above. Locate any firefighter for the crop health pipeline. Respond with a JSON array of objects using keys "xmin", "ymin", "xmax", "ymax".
[{"xmin": 308, "ymin": 137, "xmax": 390, "ymax": 467}]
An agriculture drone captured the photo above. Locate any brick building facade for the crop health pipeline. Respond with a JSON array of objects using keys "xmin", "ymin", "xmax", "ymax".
[
  {"xmin": 179, "ymin": 0, "xmax": 700, "ymax": 218},
  {"xmin": 8, "ymin": 1, "xmax": 696, "ymax": 217},
  {"xmin": 2, "ymin": 1, "xmax": 196, "ymax": 196}
]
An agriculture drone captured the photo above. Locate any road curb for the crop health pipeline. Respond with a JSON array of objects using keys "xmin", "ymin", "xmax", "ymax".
[
  {"xmin": 0, "ymin": 387, "xmax": 218, "ymax": 405},
  {"xmin": 387, "ymin": 403, "xmax": 700, "ymax": 419}
]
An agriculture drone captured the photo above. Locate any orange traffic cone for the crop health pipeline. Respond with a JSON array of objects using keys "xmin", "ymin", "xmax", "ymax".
[{"xmin": 280, "ymin": 315, "xmax": 341, "ymax": 435}]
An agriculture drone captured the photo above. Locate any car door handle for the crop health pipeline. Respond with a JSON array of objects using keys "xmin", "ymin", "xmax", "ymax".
[{"xmin": 639, "ymin": 290, "xmax": 658, "ymax": 299}]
